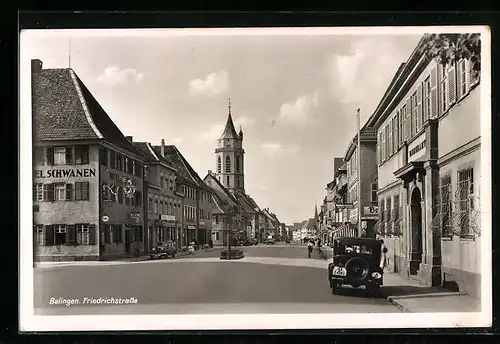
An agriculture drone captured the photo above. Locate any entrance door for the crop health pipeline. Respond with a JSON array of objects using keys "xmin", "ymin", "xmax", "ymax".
[
  {"xmin": 410, "ymin": 187, "xmax": 423, "ymax": 275},
  {"xmin": 125, "ymin": 229, "xmax": 131, "ymax": 254}
]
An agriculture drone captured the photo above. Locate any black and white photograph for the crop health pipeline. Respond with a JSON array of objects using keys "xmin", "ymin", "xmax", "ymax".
[{"xmin": 19, "ymin": 26, "xmax": 492, "ymax": 331}]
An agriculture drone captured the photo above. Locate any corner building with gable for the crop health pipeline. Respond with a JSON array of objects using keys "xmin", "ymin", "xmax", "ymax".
[{"xmin": 31, "ymin": 59, "xmax": 146, "ymax": 261}]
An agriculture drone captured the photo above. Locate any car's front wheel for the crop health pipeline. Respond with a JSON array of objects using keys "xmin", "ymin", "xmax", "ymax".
[{"xmin": 331, "ymin": 283, "xmax": 339, "ymax": 295}]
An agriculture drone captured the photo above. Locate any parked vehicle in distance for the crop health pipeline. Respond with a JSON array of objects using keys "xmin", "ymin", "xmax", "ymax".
[
  {"xmin": 264, "ymin": 238, "xmax": 275, "ymax": 245},
  {"xmin": 150, "ymin": 241, "xmax": 176, "ymax": 260},
  {"xmin": 327, "ymin": 237, "xmax": 384, "ymax": 297}
]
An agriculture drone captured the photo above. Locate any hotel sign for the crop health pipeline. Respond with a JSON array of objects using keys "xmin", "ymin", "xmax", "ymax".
[
  {"xmin": 35, "ymin": 168, "xmax": 96, "ymax": 179},
  {"xmin": 161, "ymin": 214, "xmax": 176, "ymax": 221}
]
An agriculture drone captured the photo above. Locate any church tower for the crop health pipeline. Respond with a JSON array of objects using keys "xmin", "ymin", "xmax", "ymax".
[{"xmin": 215, "ymin": 98, "xmax": 245, "ymax": 193}]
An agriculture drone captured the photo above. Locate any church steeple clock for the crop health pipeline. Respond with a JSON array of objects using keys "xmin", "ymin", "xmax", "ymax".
[{"xmin": 215, "ymin": 98, "xmax": 245, "ymax": 193}]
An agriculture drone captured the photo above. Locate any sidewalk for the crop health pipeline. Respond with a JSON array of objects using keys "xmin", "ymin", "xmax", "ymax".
[
  {"xmin": 313, "ymin": 250, "xmax": 480, "ymax": 313},
  {"xmin": 35, "ymin": 247, "xmax": 224, "ymax": 267},
  {"xmin": 382, "ymin": 271, "xmax": 480, "ymax": 313}
]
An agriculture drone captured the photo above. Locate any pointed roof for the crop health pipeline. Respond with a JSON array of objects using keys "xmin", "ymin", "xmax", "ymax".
[
  {"xmin": 219, "ymin": 98, "xmax": 239, "ymax": 140},
  {"xmin": 33, "ymin": 67, "xmax": 143, "ymax": 158}
]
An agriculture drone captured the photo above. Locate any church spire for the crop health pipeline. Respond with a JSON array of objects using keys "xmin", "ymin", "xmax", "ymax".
[{"xmin": 219, "ymin": 97, "xmax": 239, "ymax": 140}]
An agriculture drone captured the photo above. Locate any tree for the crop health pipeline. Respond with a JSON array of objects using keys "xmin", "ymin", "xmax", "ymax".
[{"xmin": 421, "ymin": 33, "xmax": 481, "ymax": 78}]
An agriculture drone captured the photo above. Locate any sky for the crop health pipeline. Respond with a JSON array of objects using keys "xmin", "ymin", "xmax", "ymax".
[{"xmin": 22, "ymin": 28, "xmax": 422, "ymax": 224}]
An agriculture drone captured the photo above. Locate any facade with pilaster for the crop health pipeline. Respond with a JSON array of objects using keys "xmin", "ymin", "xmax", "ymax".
[{"xmin": 365, "ymin": 35, "xmax": 482, "ymax": 297}]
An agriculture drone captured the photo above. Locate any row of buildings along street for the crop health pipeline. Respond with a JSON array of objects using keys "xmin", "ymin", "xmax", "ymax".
[
  {"xmin": 31, "ymin": 58, "xmax": 287, "ymax": 262},
  {"xmin": 306, "ymin": 35, "xmax": 481, "ymax": 299}
]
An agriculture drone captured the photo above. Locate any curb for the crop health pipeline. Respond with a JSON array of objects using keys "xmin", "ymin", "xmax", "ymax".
[
  {"xmin": 388, "ymin": 291, "xmax": 468, "ymax": 300},
  {"xmin": 388, "ymin": 298, "xmax": 412, "ymax": 313}
]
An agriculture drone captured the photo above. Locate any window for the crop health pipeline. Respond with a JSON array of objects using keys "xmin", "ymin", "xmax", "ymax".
[
  {"xmin": 225, "ymin": 155, "xmax": 231, "ymax": 173},
  {"xmin": 117, "ymin": 155, "xmax": 123, "ymax": 171},
  {"xmin": 75, "ymin": 182, "xmax": 89, "ymax": 201},
  {"xmin": 237, "ymin": 179, "xmax": 240, "ymax": 188},
  {"xmin": 386, "ymin": 197, "xmax": 392, "ymax": 224},
  {"xmin": 76, "ymin": 224, "xmax": 90, "ymax": 244},
  {"xmin": 54, "ymin": 225, "xmax": 67, "ymax": 245},
  {"xmin": 236, "ymin": 155, "xmax": 240, "ymax": 173},
  {"xmin": 154, "ymin": 200, "xmax": 158, "ymax": 213},
  {"xmin": 110, "ymin": 151, "xmax": 116, "ymax": 169},
  {"xmin": 42, "ymin": 183, "xmax": 54, "ymax": 201},
  {"xmin": 35, "ymin": 224, "xmax": 44, "ymax": 245},
  {"xmin": 227, "ymin": 176, "xmax": 230, "ymax": 186},
  {"xmin": 126, "ymin": 158, "xmax": 133, "ymax": 174},
  {"xmin": 384, "ymin": 125, "xmax": 389, "ymax": 161},
  {"xmin": 160, "ymin": 177, "xmax": 164, "ymax": 188},
  {"xmin": 148, "ymin": 198, "xmax": 152, "ymax": 212},
  {"xmin": 53, "ymin": 147, "xmax": 66, "ymax": 165},
  {"xmin": 423, "ymin": 77, "xmax": 431, "ymax": 122},
  {"xmin": 117, "ymin": 187, "xmax": 124, "ymax": 204},
  {"xmin": 112, "ymin": 224, "xmax": 122, "ymax": 243},
  {"xmin": 75, "ymin": 145, "xmax": 89, "ymax": 164},
  {"xmin": 370, "ymin": 182, "xmax": 377, "ymax": 203},
  {"xmin": 217, "ymin": 156, "xmax": 222, "ymax": 173},
  {"xmin": 134, "ymin": 191, "xmax": 142, "ymax": 207},
  {"xmin": 54, "ymin": 183, "xmax": 71, "ymax": 201},
  {"xmin": 99, "ymin": 148, "xmax": 108, "ymax": 166},
  {"xmin": 457, "ymin": 167, "xmax": 474, "ymax": 236},
  {"xmin": 438, "ymin": 174, "xmax": 453, "ymax": 236},
  {"xmin": 393, "ymin": 194, "xmax": 400, "ymax": 220},
  {"xmin": 33, "ymin": 183, "xmax": 43, "ymax": 201}
]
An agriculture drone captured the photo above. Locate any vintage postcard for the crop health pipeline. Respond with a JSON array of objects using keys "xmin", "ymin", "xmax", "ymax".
[{"xmin": 19, "ymin": 26, "xmax": 492, "ymax": 331}]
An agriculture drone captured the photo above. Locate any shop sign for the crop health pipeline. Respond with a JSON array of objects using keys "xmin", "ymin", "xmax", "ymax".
[
  {"xmin": 130, "ymin": 212, "xmax": 141, "ymax": 219},
  {"xmin": 199, "ymin": 221, "xmax": 205, "ymax": 226},
  {"xmin": 364, "ymin": 206, "xmax": 379, "ymax": 215},
  {"xmin": 161, "ymin": 214, "xmax": 175, "ymax": 221},
  {"xmin": 35, "ymin": 168, "xmax": 96, "ymax": 179},
  {"xmin": 187, "ymin": 225, "xmax": 196, "ymax": 230}
]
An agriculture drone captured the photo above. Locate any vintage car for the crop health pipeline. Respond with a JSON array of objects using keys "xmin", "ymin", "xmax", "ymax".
[
  {"xmin": 150, "ymin": 241, "xmax": 176, "ymax": 259},
  {"xmin": 327, "ymin": 237, "xmax": 384, "ymax": 296}
]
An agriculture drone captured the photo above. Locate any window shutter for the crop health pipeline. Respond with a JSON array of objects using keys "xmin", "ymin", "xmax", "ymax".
[
  {"xmin": 66, "ymin": 147, "xmax": 73, "ymax": 165},
  {"xmin": 404, "ymin": 101, "xmax": 411, "ymax": 141},
  {"xmin": 398, "ymin": 111, "xmax": 403, "ymax": 146},
  {"xmin": 65, "ymin": 183, "xmax": 73, "ymax": 201},
  {"xmin": 388, "ymin": 122, "xmax": 393, "ymax": 156},
  {"xmin": 417, "ymin": 84, "xmax": 423, "ymax": 130},
  {"xmin": 67, "ymin": 224, "xmax": 76, "ymax": 245},
  {"xmin": 89, "ymin": 224, "xmax": 97, "ymax": 245},
  {"xmin": 447, "ymin": 63, "xmax": 457, "ymax": 106},
  {"xmin": 45, "ymin": 225, "xmax": 54, "ymax": 246},
  {"xmin": 457, "ymin": 60, "xmax": 464, "ymax": 99},
  {"xmin": 46, "ymin": 147, "xmax": 54, "ymax": 165},
  {"xmin": 468, "ymin": 58, "xmax": 479, "ymax": 86},
  {"xmin": 430, "ymin": 67, "xmax": 438, "ymax": 118},
  {"xmin": 47, "ymin": 183, "xmax": 54, "ymax": 201}
]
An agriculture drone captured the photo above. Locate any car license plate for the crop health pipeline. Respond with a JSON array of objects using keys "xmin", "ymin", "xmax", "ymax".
[{"xmin": 332, "ymin": 266, "xmax": 347, "ymax": 277}]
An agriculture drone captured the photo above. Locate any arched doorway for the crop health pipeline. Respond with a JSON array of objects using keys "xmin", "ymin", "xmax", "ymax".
[{"xmin": 410, "ymin": 187, "xmax": 423, "ymax": 275}]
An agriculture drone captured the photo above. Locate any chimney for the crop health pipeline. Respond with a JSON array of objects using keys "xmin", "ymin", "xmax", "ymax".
[
  {"xmin": 208, "ymin": 170, "xmax": 212, "ymax": 175},
  {"xmin": 161, "ymin": 139, "xmax": 165, "ymax": 157},
  {"xmin": 31, "ymin": 59, "xmax": 43, "ymax": 74},
  {"xmin": 125, "ymin": 136, "xmax": 133, "ymax": 142}
]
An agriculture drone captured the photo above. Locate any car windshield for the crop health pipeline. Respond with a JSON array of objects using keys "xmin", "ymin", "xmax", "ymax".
[{"xmin": 336, "ymin": 242, "xmax": 374, "ymax": 255}]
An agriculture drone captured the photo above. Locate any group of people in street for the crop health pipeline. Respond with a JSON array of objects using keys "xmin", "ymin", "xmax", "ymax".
[{"xmin": 306, "ymin": 238, "xmax": 324, "ymax": 258}]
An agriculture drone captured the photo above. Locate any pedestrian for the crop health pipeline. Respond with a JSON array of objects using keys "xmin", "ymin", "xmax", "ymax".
[
  {"xmin": 307, "ymin": 240, "xmax": 313, "ymax": 258},
  {"xmin": 380, "ymin": 239, "xmax": 388, "ymax": 269}
]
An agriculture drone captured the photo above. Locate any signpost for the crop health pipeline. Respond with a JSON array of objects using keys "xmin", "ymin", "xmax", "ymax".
[{"xmin": 102, "ymin": 215, "xmax": 109, "ymax": 222}]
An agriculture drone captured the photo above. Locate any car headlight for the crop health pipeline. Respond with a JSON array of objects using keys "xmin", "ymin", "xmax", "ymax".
[{"xmin": 371, "ymin": 272, "xmax": 382, "ymax": 279}]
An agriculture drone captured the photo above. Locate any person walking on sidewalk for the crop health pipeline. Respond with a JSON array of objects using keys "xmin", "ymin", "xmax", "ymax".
[
  {"xmin": 307, "ymin": 240, "xmax": 313, "ymax": 258},
  {"xmin": 380, "ymin": 239, "xmax": 388, "ymax": 269}
]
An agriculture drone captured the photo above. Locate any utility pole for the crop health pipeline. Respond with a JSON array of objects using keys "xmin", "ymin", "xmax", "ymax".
[{"xmin": 356, "ymin": 108, "xmax": 362, "ymax": 237}]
